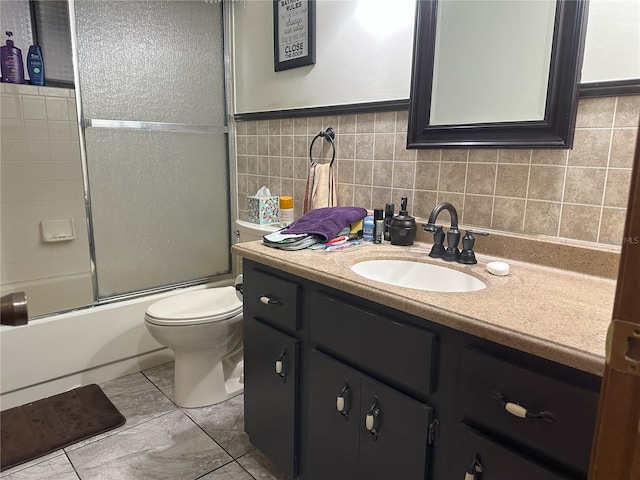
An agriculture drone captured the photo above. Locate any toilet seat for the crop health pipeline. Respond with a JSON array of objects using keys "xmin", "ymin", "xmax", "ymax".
[{"xmin": 145, "ymin": 287, "xmax": 242, "ymax": 326}]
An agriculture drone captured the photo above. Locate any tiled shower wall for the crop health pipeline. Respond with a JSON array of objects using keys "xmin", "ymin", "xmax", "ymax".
[
  {"xmin": 0, "ymin": 84, "xmax": 91, "ymax": 290},
  {"xmin": 236, "ymin": 95, "xmax": 639, "ymax": 247}
]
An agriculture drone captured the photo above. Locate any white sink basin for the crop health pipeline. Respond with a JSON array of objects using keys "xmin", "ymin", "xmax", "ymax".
[{"xmin": 351, "ymin": 259, "xmax": 486, "ymax": 293}]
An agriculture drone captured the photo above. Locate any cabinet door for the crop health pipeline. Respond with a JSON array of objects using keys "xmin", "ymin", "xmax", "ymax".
[
  {"xmin": 306, "ymin": 349, "xmax": 361, "ymax": 480},
  {"xmin": 359, "ymin": 376, "xmax": 433, "ymax": 480},
  {"xmin": 243, "ymin": 317, "xmax": 298, "ymax": 478}
]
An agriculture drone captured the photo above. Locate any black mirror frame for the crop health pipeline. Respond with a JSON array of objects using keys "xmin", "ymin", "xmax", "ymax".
[{"xmin": 407, "ymin": 0, "xmax": 589, "ymax": 149}]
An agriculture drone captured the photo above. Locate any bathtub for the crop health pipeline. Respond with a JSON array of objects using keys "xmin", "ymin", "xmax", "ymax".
[{"xmin": 0, "ymin": 278, "xmax": 232, "ymax": 409}]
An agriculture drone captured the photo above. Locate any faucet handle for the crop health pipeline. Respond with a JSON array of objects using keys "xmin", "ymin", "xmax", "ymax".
[
  {"xmin": 466, "ymin": 229, "xmax": 489, "ymax": 237},
  {"xmin": 426, "ymin": 225, "xmax": 446, "ymax": 259},
  {"xmin": 458, "ymin": 230, "xmax": 488, "ymax": 264}
]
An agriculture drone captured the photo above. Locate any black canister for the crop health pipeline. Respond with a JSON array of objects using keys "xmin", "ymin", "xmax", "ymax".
[{"xmin": 388, "ymin": 197, "xmax": 417, "ymax": 246}]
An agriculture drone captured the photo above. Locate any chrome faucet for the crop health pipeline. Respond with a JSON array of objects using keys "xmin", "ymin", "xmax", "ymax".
[{"xmin": 423, "ymin": 202, "xmax": 460, "ymax": 261}]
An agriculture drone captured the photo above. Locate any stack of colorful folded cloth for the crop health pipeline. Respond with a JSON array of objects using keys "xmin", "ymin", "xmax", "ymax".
[{"xmin": 263, "ymin": 206, "xmax": 367, "ymax": 251}]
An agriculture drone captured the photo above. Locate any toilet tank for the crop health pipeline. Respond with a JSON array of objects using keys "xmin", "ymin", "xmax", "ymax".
[
  {"xmin": 233, "ymin": 220, "xmax": 281, "ymax": 276},
  {"xmin": 235, "ymin": 219, "xmax": 280, "ymax": 243}
]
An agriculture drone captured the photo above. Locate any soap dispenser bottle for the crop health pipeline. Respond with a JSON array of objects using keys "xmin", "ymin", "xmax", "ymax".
[
  {"xmin": 26, "ymin": 45, "xmax": 44, "ymax": 86},
  {"xmin": 1, "ymin": 31, "xmax": 25, "ymax": 84},
  {"xmin": 388, "ymin": 197, "xmax": 417, "ymax": 246}
]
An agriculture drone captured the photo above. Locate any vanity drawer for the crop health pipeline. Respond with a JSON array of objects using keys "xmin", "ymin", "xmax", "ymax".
[
  {"xmin": 244, "ymin": 268, "xmax": 300, "ymax": 331},
  {"xmin": 451, "ymin": 424, "xmax": 571, "ymax": 480},
  {"xmin": 309, "ymin": 293, "xmax": 437, "ymax": 396},
  {"xmin": 458, "ymin": 348, "xmax": 599, "ymax": 474}
]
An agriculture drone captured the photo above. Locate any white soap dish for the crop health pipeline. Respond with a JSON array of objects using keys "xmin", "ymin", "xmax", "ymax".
[{"xmin": 40, "ymin": 219, "xmax": 76, "ymax": 242}]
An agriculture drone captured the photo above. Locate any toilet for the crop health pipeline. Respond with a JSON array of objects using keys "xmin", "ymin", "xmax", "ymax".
[{"xmin": 144, "ymin": 219, "xmax": 281, "ymax": 408}]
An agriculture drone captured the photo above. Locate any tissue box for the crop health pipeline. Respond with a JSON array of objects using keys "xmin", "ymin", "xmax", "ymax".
[{"xmin": 247, "ymin": 195, "xmax": 280, "ymax": 224}]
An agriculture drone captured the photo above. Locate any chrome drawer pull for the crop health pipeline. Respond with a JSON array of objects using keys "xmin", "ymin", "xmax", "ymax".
[
  {"xmin": 492, "ymin": 391, "xmax": 556, "ymax": 423},
  {"xmin": 260, "ymin": 295, "xmax": 283, "ymax": 306}
]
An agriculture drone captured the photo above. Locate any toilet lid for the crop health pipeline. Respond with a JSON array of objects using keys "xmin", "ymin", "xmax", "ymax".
[{"xmin": 145, "ymin": 287, "xmax": 242, "ymax": 326}]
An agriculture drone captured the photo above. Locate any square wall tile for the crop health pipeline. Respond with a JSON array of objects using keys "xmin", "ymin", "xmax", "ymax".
[
  {"xmin": 392, "ymin": 161, "xmax": 416, "ymax": 189},
  {"xmin": 413, "ymin": 190, "xmax": 438, "ymax": 218},
  {"xmin": 374, "ymin": 134, "xmax": 395, "ymax": 161},
  {"xmin": 22, "ymin": 95, "xmax": 47, "ymax": 120},
  {"xmin": 462, "ymin": 194, "xmax": 493, "ymax": 228},
  {"xmin": 614, "ymin": 95, "xmax": 640, "ymax": 127},
  {"xmin": 495, "ymin": 164, "xmax": 529, "ymax": 198},
  {"xmin": 524, "ymin": 200, "xmax": 561, "ymax": 236},
  {"xmin": 603, "ymin": 169, "xmax": 632, "ymax": 208},
  {"xmin": 531, "ymin": 149, "xmax": 567, "ymax": 165},
  {"xmin": 394, "ymin": 133, "xmax": 415, "ymax": 161},
  {"xmin": 609, "ymin": 129, "xmax": 636, "ymax": 168},
  {"xmin": 415, "ymin": 161, "xmax": 439, "ymax": 191},
  {"xmin": 375, "ymin": 112, "xmax": 396, "ymax": 133},
  {"xmin": 46, "ymin": 97, "xmax": 70, "ymax": 121},
  {"xmin": 438, "ymin": 162, "xmax": 466, "ymax": 193},
  {"xmin": 568, "ymin": 129, "xmax": 611, "ymax": 167},
  {"xmin": 372, "ymin": 161, "xmax": 393, "ymax": 187},
  {"xmin": 563, "ymin": 167, "xmax": 606, "ymax": 205},
  {"xmin": 498, "ymin": 150, "xmax": 530, "ymax": 164},
  {"xmin": 465, "ymin": 163, "xmax": 496, "ymax": 195},
  {"xmin": 599, "ymin": 207, "xmax": 627, "ymax": 246},
  {"xmin": 575, "ymin": 97, "xmax": 615, "ymax": 128},
  {"xmin": 492, "ymin": 197, "xmax": 525, "ymax": 232},
  {"xmin": 559, "ymin": 204, "xmax": 601, "ymax": 242},
  {"xmin": 1, "ymin": 94, "xmax": 22, "ymax": 119},
  {"xmin": 527, "ymin": 165, "xmax": 565, "ymax": 202},
  {"xmin": 468, "ymin": 150, "xmax": 498, "ymax": 163}
]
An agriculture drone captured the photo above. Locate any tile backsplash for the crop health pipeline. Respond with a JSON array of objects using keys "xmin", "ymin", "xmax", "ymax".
[{"xmin": 235, "ymin": 95, "xmax": 639, "ymax": 247}]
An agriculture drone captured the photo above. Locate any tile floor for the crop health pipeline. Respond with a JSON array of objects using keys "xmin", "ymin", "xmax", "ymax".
[{"xmin": 1, "ymin": 362, "xmax": 289, "ymax": 480}]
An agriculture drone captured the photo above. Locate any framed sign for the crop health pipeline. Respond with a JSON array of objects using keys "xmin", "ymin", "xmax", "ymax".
[{"xmin": 273, "ymin": 0, "xmax": 316, "ymax": 72}]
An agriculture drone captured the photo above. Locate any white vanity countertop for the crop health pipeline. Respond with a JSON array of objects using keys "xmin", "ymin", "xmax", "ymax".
[{"xmin": 233, "ymin": 240, "xmax": 616, "ymax": 376}]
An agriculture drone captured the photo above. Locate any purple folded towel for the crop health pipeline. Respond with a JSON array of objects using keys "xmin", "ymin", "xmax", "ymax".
[{"xmin": 284, "ymin": 206, "xmax": 367, "ymax": 242}]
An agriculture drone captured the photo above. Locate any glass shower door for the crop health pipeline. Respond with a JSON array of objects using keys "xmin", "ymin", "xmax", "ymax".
[{"xmin": 73, "ymin": 0, "xmax": 229, "ymax": 298}]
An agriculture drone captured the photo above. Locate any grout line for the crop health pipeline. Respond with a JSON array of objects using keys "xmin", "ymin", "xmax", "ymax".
[
  {"xmin": 489, "ymin": 156, "xmax": 499, "ymax": 228},
  {"xmin": 596, "ymin": 96, "xmax": 618, "ymax": 243},
  {"xmin": 521, "ymin": 150, "xmax": 533, "ymax": 232},
  {"xmin": 555, "ymin": 150, "xmax": 570, "ymax": 238}
]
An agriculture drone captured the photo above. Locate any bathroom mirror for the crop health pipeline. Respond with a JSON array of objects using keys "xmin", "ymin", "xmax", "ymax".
[{"xmin": 407, "ymin": 0, "xmax": 589, "ymax": 149}]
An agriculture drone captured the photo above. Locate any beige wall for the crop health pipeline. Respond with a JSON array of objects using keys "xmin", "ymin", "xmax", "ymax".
[{"xmin": 235, "ymin": 95, "xmax": 639, "ymax": 247}]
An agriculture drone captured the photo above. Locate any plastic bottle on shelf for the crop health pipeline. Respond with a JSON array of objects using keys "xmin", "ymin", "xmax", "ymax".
[
  {"xmin": 1, "ymin": 31, "xmax": 25, "ymax": 84},
  {"xmin": 26, "ymin": 45, "xmax": 44, "ymax": 86}
]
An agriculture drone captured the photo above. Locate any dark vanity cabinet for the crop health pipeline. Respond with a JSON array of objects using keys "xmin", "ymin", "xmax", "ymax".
[{"xmin": 241, "ymin": 259, "xmax": 601, "ymax": 480}]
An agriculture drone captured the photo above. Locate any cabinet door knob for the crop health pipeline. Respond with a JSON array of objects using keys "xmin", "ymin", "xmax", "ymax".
[{"xmin": 260, "ymin": 295, "xmax": 283, "ymax": 306}]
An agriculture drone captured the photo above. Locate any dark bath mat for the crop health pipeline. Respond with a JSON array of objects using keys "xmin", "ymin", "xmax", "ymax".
[{"xmin": 1, "ymin": 384, "xmax": 126, "ymax": 472}]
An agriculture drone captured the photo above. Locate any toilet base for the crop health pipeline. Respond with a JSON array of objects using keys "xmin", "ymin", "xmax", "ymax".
[{"xmin": 173, "ymin": 348, "xmax": 243, "ymax": 408}]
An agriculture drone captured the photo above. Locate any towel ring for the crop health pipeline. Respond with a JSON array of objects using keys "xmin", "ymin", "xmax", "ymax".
[{"xmin": 309, "ymin": 127, "xmax": 336, "ymax": 167}]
